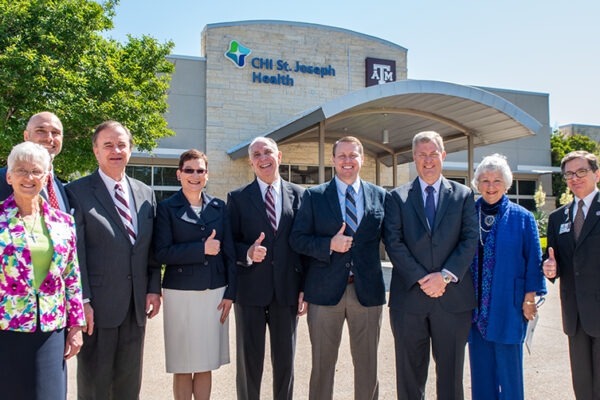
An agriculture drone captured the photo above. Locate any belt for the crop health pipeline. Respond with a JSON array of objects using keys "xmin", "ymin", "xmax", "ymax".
[{"xmin": 348, "ymin": 275, "xmax": 354, "ymax": 283}]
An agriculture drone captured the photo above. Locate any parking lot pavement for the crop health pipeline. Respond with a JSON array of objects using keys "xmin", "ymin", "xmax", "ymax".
[{"xmin": 68, "ymin": 264, "xmax": 574, "ymax": 399}]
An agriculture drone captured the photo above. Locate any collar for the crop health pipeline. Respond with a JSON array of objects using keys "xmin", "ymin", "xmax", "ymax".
[
  {"xmin": 98, "ymin": 168, "xmax": 128, "ymax": 190},
  {"xmin": 335, "ymin": 175, "xmax": 361, "ymax": 195},
  {"xmin": 257, "ymin": 177, "xmax": 281, "ymax": 195},
  {"xmin": 418, "ymin": 176, "xmax": 442, "ymax": 194},
  {"xmin": 574, "ymin": 188, "xmax": 599, "ymax": 209}
]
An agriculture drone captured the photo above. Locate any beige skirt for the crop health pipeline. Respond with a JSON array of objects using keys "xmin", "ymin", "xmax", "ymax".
[{"xmin": 163, "ymin": 287, "xmax": 230, "ymax": 373}]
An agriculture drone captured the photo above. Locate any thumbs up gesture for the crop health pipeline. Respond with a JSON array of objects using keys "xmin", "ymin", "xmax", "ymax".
[
  {"xmin": 543, "ymin": 247, "xmax": 557, "ymax": 278},
  {"xmin": 248, "ymin": 232, "xmax": 267, "ymax": 263},
  {"xmin": 205, "ymin": 229, "xmax": 221, "ymax": 256},
  {"xmin": 330, "ymin": 222, "xmax": 353, "ymax": 253}
]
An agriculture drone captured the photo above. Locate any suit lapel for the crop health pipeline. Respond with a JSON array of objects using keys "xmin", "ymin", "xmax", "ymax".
[
  {"xmin": 354, "ymin": 181, "xmax": 372, "ymax": 235},
  {"xmin": 92, "ymin": 171, "xmax": 132, "ymax": 244},
  {"xmin": 408, "ymin": 178, "xmax": 430, "ymax": 234},
  {"xmin": 576, "ymin": 192, "xmax": 600, "ymax": 248},
  {"xmin": 433, "ymin": 178, "xmax": 452, "ymax": 232},
  {"xmin": 276, "ymin": 180, "xmax": 294, "ymax": 239},
  {"xmin": 326, "ymin": 179, "xmax": 344, "ymax": 224},
  {"xmin": 248, "ymin": 179, "xmax": 273, "ymax": 231}
]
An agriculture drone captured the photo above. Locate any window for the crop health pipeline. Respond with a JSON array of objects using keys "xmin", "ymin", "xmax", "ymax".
[
  {"xmin": 125, "ymin": 165, "xmax": 179, "ymax": 202},
  {"xmin": 279, "ymin": 164, "xmax": 334, "ymax": 186},
  {"xmin": 446, "ymin": 176, "xmax": 466, "ymax": 185},
  {"xmin": 508, "ymin": 179, "xmax": 537, "ymax": 211}
]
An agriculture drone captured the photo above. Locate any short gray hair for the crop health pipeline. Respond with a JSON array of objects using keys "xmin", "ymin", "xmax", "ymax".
[
  {"xmin": 248, "ymin": 136, "xmax": 278, "ymax": 157},
  {"xmin": 472, "ymin": 153, "xmax": 513, "ymax": 191},
  {"xmin": 7, "ymin": 142, "xmax": 51, "ymax": 172},
  {"xmin": 412, "ymin": 131, "xmax": 445, "ymax": 154}
]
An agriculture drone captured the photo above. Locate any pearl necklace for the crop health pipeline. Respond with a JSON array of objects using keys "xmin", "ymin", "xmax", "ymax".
[{"xmin": 478, "ymin": 207, "xmax": 496, "ymax": 246}]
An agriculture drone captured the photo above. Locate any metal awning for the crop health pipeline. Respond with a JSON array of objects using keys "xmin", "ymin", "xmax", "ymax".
[{"xmin": 227, "ymin": 79, "xmax": 543, "ymax": 185}]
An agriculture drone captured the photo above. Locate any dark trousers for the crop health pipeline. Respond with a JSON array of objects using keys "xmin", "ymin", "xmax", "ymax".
[
  {"xmin": 468, "ymin": 325, "xmax": 524, "ymax": 400},
  {"xmin": 390, "ymin": 305, "xmax": 471, "ymax": 400},
  {"xmin": 0, "ymin": 327, "xmax": 67, "ymax": 400},
  {"xmin": 568, "ymin": 317, "xmax": 600, "ymax": 400},
  {"xmin": 234, "ymin": 299, "xmax": 298, "ymax": 400},
  {"xmin": 77, "ymin": 300, "xmax": 146, "ymax": 400}
]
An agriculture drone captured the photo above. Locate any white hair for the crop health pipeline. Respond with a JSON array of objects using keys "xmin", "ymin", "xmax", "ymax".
[
  {"xmin": 472, "ymin": 153, "xmax": 513, "ymax": 191},
  {"xmin": 248, "ymin": 136, "xmax": 279, "ymax": 157},
  {"xmin": 7, "ymin": 142, "xmax": 51, "ymax": 172},
  {"xmin": 412, "ymin": 131, "xmax": 445, "ymax": 154}
]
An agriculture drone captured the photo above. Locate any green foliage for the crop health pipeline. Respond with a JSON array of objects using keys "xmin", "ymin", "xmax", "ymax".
[
  {"xmin": 550, "ymin": 131, "xmax": 600, "ymax": 207},
  {"xmin": 0, "ymin": 0, "xmax": 174, "ymax": 177}
]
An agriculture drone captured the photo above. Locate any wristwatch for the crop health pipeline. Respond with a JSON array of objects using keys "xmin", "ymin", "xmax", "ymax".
[{"xmin": 441, "ymin": 270, "xmax": 452, "ymax": 284}]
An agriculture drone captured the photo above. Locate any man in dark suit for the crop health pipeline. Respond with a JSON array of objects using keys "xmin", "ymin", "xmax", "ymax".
[
  {"xmin": 0, "ymin": 112, "xmax": 69, "ymax": 211},
  {"xmin": 543, "ymin": 150, "xmax": 600, "ymax": 399},
  {"xmin": 290, "ymin": 136, "xmax": 387, "ymax": 400},
  {"xmin": 227, "ymin": 137, "xmax": 306, "ymax": 400},
  {"xmin": 67, "ymin": 121, "xmax": 161, "ymax": 399},
  {"xmin": 384, "ymin": 131, "xmax": 478, "ymax": 400}
]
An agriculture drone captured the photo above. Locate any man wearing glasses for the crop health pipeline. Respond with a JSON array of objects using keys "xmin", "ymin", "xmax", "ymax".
[{"xmin": 543, "ymin": 150, "xmax": 600, "ymax": 399}]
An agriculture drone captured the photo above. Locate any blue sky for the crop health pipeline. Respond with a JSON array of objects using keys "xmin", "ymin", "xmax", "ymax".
[{"xmin": 105, "ymin": 0, "xmax": 600, "ymax": 128}]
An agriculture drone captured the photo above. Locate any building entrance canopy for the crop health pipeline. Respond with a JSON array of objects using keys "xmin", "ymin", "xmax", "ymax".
[{"xmin": 227, "ymin": 80, "xmax": 542, "ymax": 185}]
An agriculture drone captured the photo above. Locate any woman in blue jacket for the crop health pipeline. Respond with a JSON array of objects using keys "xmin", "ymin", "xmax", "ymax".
[
  {"xmin": 153, "ymin": 149, "xmax": 236, "ymax": 400},
  {"xmin": 469, "ymin": 154, "xmax": 546, "ymax": 400}
]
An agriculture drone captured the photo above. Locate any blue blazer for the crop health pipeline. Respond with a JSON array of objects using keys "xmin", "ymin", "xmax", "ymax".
[
  {"xmin": 153, "ymin": 190, "xmax": 236, "ymax": 300},
  {"xmin": 227, "ymin": 179, "xmax": 305, "ymax": 307},
  {"xmin": 0, "ymin": 166, "xmax": 70, "ymax": 210},
  {"xmin": 290, "ymin": 179, "xmax": 387, "ymax": 307},
  {"xmin": 473, "ymin": 197, "xmax": 546, "ymax": 344}
]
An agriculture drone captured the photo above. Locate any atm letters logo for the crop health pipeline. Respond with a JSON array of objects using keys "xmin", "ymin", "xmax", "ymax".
[{"xmin": 224, "ymin": 40, "xmax": 251, "ymax": 68}]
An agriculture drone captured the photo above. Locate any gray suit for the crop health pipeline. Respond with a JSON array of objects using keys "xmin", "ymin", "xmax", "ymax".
[
  {"xmin": 67, "ymin": 170, "xmax": 161, "ymax": 399},
  {"xmin": 384, "ymin": 177, "xmax": 477, "ymax": 400}
]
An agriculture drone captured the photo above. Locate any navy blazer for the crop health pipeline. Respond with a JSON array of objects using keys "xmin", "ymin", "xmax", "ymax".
[
  {"xmin": 153, "ymin": 190, "xmax": 236, "ymax": 300},
  {"xmin": 227, "ymin": 179, "xmax": 305, "ymax": 307},
  {"xmin": 290, "ymin": 179, "xmax": 387, "ymax": 307},
  {"xmin": 384, "ymin": 177, "xmax": 478, "ymax": 313},
  {"xmin": 0, "ymin": 166, "xmax": 70, "ymax": 210},
  {"xmin": 546, "ymin": 192, "xmax": 600, "ymax": 336}
]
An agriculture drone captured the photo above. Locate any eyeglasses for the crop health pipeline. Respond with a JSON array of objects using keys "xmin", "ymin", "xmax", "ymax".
[
  {"xmin": 564, "ymin": 168, "xmax": 592, "ymax": 180},
  {"xmin": 12, "ymin": 168, "xmax": 46, "ymax": 178},
  {"xmin": 181, "ymin": 168, "xmax": 207, "ymax": 175}
]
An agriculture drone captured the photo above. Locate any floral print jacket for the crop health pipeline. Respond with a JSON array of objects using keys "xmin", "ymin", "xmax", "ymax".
[{"xmin": 0, "ymin": 196, "xmax": 85, "ymax": 332}]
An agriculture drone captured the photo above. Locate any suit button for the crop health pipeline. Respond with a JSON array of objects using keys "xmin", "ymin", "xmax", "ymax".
[
  {"xmin": 575, "ymin": 272, "xmax": 580, "ymax": 276},
  {"xmin": 177, "ymin": 268, "xmax": 182, "ymax": 272},
  {"xmin": 201, "ymin": 226, "xmax": 205, "ymax": 231},
  {"xmin": 204, "ymin": 261, "xmax": 209, "ymax": 266},
  {"xmin": 345, "ymin": 263, "xmax": 351, "ymax": 268},
  {"xmin": 127, "ymin": 274, "xmax": 132, "ymax": 280}
]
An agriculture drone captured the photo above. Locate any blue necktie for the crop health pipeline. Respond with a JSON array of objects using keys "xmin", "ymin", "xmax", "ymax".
[
  {"xmin": 425, "ymin": 185, "xmax": 436, "ymax": 231},
  {"xmin": 345, "ymin": 186, "xmax": 358, "ymax": 235}
]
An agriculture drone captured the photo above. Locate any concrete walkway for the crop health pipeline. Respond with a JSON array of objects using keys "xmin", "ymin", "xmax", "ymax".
[{"xmin": 67, "ymin": 265, "xmax": 575, "ymax": 399}]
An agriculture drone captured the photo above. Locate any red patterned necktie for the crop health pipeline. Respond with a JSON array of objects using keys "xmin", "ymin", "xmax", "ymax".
[
  {"xmin": 265, "ymin": 185, "xmax": 277, "ymax": 233},
  {"xmin": 114, "ymin": 183, "xmax": 136, "ymax": 244},
  {"xmin": 46, "ymin": 176, "xmax": 60, "ymax": 209}
]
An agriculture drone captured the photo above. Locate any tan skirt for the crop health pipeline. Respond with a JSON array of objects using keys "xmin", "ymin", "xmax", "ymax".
[{"xmin": 163, "ymin": 287, "xmax": 230, "ymax": 373}]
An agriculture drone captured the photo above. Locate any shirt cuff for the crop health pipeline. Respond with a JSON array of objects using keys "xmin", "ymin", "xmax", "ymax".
[
  {"xmin": 246, "ymin": 255, "xmax": 253, "ymax": 266},
  {"xmin": 442, "ymin": 268, "xmax": 458, "ymax": 283},
  {"xmin": 83, "ymin": 298, "xmax": 91, "ymax": 304}
]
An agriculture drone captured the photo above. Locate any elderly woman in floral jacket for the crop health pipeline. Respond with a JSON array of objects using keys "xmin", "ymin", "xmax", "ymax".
[{"xmin": 0, "ymin": 141, "xmax": 85, "ymax": 399}]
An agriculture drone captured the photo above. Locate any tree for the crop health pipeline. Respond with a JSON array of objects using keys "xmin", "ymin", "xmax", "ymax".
[
  {"xmin": 550, "ymin": 131, "xmax": 600, "ymax": 207},
  {"xmin": 0, "ymin": 0, "xmax": 174, "ymax": 177}
]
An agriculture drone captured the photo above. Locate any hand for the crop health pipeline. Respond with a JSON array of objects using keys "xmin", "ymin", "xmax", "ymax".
[
  {"xmin": 522, "ymin": 302, "xmax": 537, "ymax": 321},
  {"xmin": 297, "ymin": 291, "xmax": 308, "ymax": 317},
  {"xmin": 418, "ymin": 272, "xmax": 447, "ymax": 298},
  {"xmin": 217, "ymin": 299, "xmax": 233, "ymax": 324},
  {"xmin": 64, "ymin": 326, "xmax": 83, "ymax": 360},
  {"xmin": 82, "ymin": 303, "xmax": 94, "ymax": 335},
  {"xmin": 146, "ymin": 293, "xmax": 161, "ymax": 318},
  {"xmin": 205, "ymin": 229, "xmax": 221, "ymax": 256},
  {"xmin": 247, "ymin": 232, "xmax": 267, "ymax": 263},
  {"xmin": 330, "ymin": 223, "xmax": 353, "ymax": 253},
  {"xmin": 543, "ymin": 247, "xmax": 557, "ymax": 278}
]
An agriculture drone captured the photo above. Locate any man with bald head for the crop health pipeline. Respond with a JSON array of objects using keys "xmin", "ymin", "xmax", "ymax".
[{"xmin": 0, "ymin": 111, "xmax": 69, "ymax": 211}]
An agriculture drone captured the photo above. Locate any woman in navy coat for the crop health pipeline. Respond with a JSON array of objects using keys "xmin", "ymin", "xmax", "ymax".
[
  {"xmin": 468, "ymin": 154, "xmax": 546, "ymax": 400},
  {"xmin": 153, "ymin": 149, "xmax": 236, "ymax": 400}
]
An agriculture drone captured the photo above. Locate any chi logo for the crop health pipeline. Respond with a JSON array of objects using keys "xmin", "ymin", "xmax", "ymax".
[{"xmin": 224, "ymin": 40, "xmax": 251, "ymax": 68}]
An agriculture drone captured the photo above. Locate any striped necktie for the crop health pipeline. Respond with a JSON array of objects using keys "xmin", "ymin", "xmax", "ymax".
[
  {"xmin": 114, "ymin": 183, "xmax": 136, "ymax": 244},
  {"xmin": 265, "ymin": 185, "xmax": 277, "ymax": 233},
  {"xmin": 345, "ymin": 185, "xmax": 358, "ymax": 235}
]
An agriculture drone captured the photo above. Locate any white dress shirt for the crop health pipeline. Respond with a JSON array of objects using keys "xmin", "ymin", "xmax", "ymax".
[
  {"xmin": 573, "ymin": 188, "xmax": 599, "ymax": 219},
  {"xmin": 98, "ymin": 168, "xmax": 138, "ymax": 235}
]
